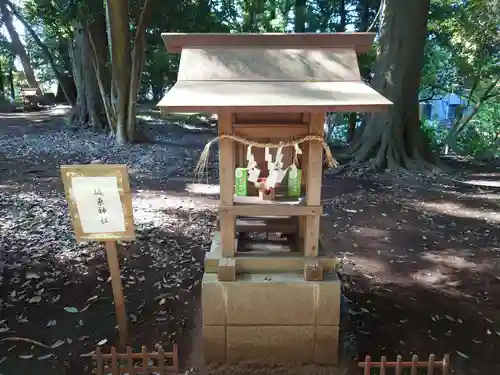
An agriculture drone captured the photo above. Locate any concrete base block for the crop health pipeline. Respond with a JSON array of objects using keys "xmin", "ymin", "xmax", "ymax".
[{"xmin": 202, "ymin": 272, "xmax": 341, "ymax": 365}]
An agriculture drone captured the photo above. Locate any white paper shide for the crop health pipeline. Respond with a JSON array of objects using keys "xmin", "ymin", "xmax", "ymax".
[{"xmin": 71, "ymin": 176, "xmax": 126, "ymax": 233}]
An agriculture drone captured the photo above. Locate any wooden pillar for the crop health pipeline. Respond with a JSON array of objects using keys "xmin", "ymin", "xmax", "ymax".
[
  {"xmin": 218, "ymin": 112, "xmax": 236, "ymax": 280},
  {"xmin": 303, "ymin": 112, "xmax": 324, "ymax": 264}
]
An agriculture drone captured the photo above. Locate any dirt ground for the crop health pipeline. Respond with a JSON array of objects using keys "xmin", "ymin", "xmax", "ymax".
[{"xmin": 1, "ymin": 109, "xmax": 500, "ymax": 375}]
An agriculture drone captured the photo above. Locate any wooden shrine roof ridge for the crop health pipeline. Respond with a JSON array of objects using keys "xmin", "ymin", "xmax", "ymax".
[{"xmin": 161, "ymin": 32, "xmax": 376, "ymax": 53}]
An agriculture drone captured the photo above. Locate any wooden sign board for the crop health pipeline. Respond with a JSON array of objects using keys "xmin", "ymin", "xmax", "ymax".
[{"xmin": 60, "ymin": 164, "xmax": 135, "ymax": 242}]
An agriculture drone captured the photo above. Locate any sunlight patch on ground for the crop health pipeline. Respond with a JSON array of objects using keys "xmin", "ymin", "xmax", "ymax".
[
  {"xmin": 49, "ymin": 105, "xmax": 71, "ymax": 115},
  {"xmin": 132, "ymin": 190, "xmax": 217, "ymax": 225},
  {"xmin": 408, "ymin": 200, "xmax": 500, "ymax": 223},
  {"xmin": 347, "ymin": 256, "xmax": 389, "ymax": 275},
  {"xmin": 411, "ymin": 267, "xmax": 451, "ymax": 285},
  {"xmin": 463, "ymin": 179, "xmax": 500, "ymax": 188},
  {"xmin": 185, "ymin": 183, "xmax": 220, "ymax": 196},
  {"xmin": 421, "ymin": 251, "xmax": 493, "ymax": 272}
]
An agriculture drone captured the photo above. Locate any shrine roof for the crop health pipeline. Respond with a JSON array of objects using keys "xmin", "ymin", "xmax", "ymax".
[
  {"xmin": 161, "ymin": 32, "xmax": 376, "ymax": 54},
  {"xmin": 157, "ymin": 33, "xmax": 392, "ymax": 113},
  {"xmin": 157, "ymin": 81, "xmax": 391, "ymax": 113}
]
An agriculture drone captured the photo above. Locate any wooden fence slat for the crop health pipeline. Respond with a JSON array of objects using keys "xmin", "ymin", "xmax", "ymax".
[
  {"xmin": 358, "ymin": 354, "xmax": 450, "ymax": 375},
  {"xmin": 102, "ymin": 365, "xmax": 178, "ymax": 373},
  {"xmin": 442, "ymin": 354, "xmax": 450, "ymax": 375},
  {"xmin": 99, "ymin": 352, "xmax": 174, "ymax": 360},
  {"xmin": 111, "ymin": 346, "xmax": 118, "ymax": 375},
  {"xmin": 96, "ymin": 347, "xmax": 104, "ymax": 375},
  {"xmin": 428, "ymin": 354, "xmax": 435, "ymax": 375},
  {"xmin": 364, "ymin": 355, "xmax": 371, "ymax": 375},
  {"xmin": 410, "ymin": 354, "xmax": 418, "ymax": 375},
  {"xmin": 126, "ymin": 346, "xmax": 134, "ymax": 375},
  {"xmin": 159, "ymin": 347, "xmax": 165, "ymax": 374},
  {"xmin": 173, "ymin": 343, "xmax": 179, "ymax": 373},
  {"xmin": 141, "ymin": 346, "xmax": 149, "ymax": 374},
  {"xmin": 380, "ymin": 356, "xmax": 386, "ymax": 375},
  {"xmin": 395, "ymin": 355, "xmax": 402, "ymax": 375}
]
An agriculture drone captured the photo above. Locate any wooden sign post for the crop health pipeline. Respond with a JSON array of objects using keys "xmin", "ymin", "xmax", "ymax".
[{"xmin": 60, "ymin": 164, "xmax": 135, "ymax": 349}]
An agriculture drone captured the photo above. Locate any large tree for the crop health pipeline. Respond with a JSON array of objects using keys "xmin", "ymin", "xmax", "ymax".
[
  {"xmin": 349, "ymin": 0, "xmax": 433, "ymax": 171},
  {"xmin": 0, "ymin": 2, "xmax": 39, "ymax": 90}
]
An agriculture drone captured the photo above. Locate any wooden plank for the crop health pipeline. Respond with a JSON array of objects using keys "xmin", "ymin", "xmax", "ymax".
[
  {"xmin": 157, "ymin": 81, "xmax": 392, "ymax": 114},
  {"xmin": 236, "ymin": 217, "xmax": 297, "ymax": 233},
  {"xmin": 234, "ymin": 195, "xmax": 304, "ymax": 205},
  {"xmin": 111, "ymin": 347, "xmax": 118, "ymax": 375},
  {"xmin": 104, "ymin": 241, "xmax": 128, "ymax": 349},
  {"xmin": 218, "ymin": 258, "xmax": 236, "ymax": 281},
  {"xmin": 218, "ymin": 112, "xmax": 236, "ymax": 258},
  {"xmin": 220, "ymin": 204, "xmax": 322, "ymax": 216},
  {"xmin": 177, "ymin": 48, "xmax": 361, "ymax": 82},
  {"xmin": 161, "ymin": 32, "xmax": 377, "ymax": 53},
  {"xmin": 410, "ymin": 354, "xmax": 418, "ymax": 375},
  {"xmin": 96, "ymin": 347, "xmax": 104, "ymax": 375},
  {"xmin": 126, "ymin": 346, "xmax": 134, "ymax": 375},
  {"xmin": 60, "ymin": 164, "xmax": 135, "ymax": 242},
  {"xmin": 239, "ymin": 240, "xmax": 292, "ymax": 253},
  {"xmin": 427, "ymin": 354, "xmax": 435, "ymax": 375},
  {"xmin": 304, "ymin": 259, "xmax": 323, "ymax": 281},
  {"xmin": 141, "ymin": 346, "xmax": 149, "ymax": 374},
  {"xmin": 233, "ymin": 124, "xmax": 309, "ymax": 139},
  {"xmin": 304, "ymin": 112, "xmax": 324, "ymax": 259},
  {"xmin": 234, "ymin": 112, "xmax": 305, "ymax": 124}
]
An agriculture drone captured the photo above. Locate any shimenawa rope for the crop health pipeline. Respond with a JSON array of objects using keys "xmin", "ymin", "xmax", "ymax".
[{"xmin": 194, "ymin": 134, "xmax": 338, "ymax": 179}]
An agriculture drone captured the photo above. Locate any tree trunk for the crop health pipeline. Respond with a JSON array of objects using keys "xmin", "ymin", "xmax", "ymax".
[
  {"xmin": 294, "ymin": 0, "xmax": 306, "ymax": 32},
  {"xmin": 0, "ymin": 59, "xmax": 4, "ymax": 98},
  {"xmin": 0, "ymin": 3, "xmax": 39, "ymax": 90},
  {"xmin": 3, "ymin": 0, "xmax": 74, "ymax": 104},
  {"xmin": 8, "ymin": 64, "xmax": 15, "ymax": 102},
  {"xmin": 346, "ymin": 112, "xmax": 357, "ymax": 143},
  {"xmin": 106, "ymin": 0, "xmax": 131, "ymax": 144},
  {"xmin": 337, "ymin": 0, "xmax": 347, "ymax": 31},
  {"xmin": 349, "ymin": 0, "xmax": 433, "ymax": 171}
]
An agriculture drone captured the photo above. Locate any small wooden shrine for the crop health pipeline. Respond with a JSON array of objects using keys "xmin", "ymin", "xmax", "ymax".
[{"xmin": 158, "ymin": 32, "xmax": 391, "ymax": 365}]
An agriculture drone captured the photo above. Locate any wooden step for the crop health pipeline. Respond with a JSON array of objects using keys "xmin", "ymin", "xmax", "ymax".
[{"xmin": 236, "ymin": 217, "xmax": 297, "ymax": 233}]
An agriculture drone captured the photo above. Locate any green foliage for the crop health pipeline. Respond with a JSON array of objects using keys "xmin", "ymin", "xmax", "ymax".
[
  {"xmin": 420, "ymin": 120, "xmax": 448, "ymax": 149},
  {"xmin": 455, "ymin": 101, "xmax": 500, "ymax": 158},
  {"xmin": 421, "ymin": 101, "xmax": 500, "ymax": 158}
]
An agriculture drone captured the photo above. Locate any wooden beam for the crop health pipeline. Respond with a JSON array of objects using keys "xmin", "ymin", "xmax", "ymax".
[
  {"xmin": 304, "ymin": 112, "xmax": 324, "ymax": 261},
  {"xmin": 218, "ymin": 112, "xmax": 236, "ymax": 258},
  {"xmin": 233, "ymin": 124, "xmax": 309, "ymax": 139},
  {"xmin": 161, "ymin": 32, "xmax": 376, "ymax": 53},
  {"xmin": 219, "ymin": 204, "xmax": 322, "ymax": 216}
]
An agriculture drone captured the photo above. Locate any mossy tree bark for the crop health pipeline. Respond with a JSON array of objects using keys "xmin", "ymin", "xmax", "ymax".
[{"xmin": 349, "ymin": 0, "xmax": 434, "ymax": 171}]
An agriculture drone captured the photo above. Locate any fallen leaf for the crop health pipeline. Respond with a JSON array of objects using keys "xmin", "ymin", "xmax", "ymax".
[
  {"xmin": 37, "ymin": 354, "xmax": 54, "ymax": 360},
  {"xmin": 80, "ymin": 351, "xmax": 95, "ymax": 358},
  {"xmin": 87, "ymin": 295, "xmax": 99, "ymax": 303},
  {"xmin": 51, "ymin": 340, "xmax": 65, "ymax": 349},
  {"xmin": 456, "ymin": 350, "xmax": 469, "ymax": 360},
  {"xmin": 159, "ymin": 298, "xmax": 166, "ymax": 306},
  {"xmin": 29, "ymin": 296, "xmax": 42, "ymax": 304},
  {"xmin": 19, "ymin": 355, "xmax": 34, "ymax": 359},
  {"xmin": 0, "ymin": 328, "xmax": 10, "ymax": 333},
  {"xmin": 97, "ymin": 339, "xmax": 107, "ymax": 346},
  {"xmin": 64, "ymin": 307, "xmax": 79, "ymax": 313},
  {"xmin": 46, "ymin": 320, "xmax": 56, "ymax": 327},
  {"xmin": 0, "ymin": 357, "xmax": 6, "ymax": 364}
]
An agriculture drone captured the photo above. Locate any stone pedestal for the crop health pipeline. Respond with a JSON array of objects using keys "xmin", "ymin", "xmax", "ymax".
[{"xmin": 202, "ymin": 272, "xmax": 341, "ymax": 365}]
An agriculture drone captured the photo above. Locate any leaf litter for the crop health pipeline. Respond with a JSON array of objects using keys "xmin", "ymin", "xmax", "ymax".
[{"xmin": 0, "ymin": 114, "xmax": 213, "ymax": 372}]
